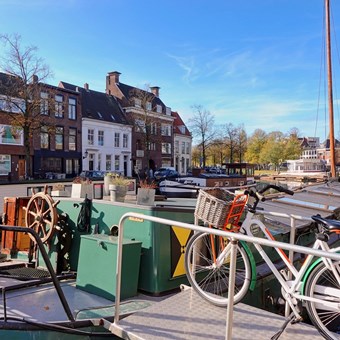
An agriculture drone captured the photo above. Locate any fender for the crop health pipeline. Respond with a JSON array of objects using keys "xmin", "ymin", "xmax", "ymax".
[
  {"xmin": 240, "ymin": 240, "xmax": 257, "ymax": 291},
  {"xmin": 301, "ymin": 258, "xmax": 323, "ymax": 294},
  {"xmin": 301, "ymin": 252, "xmax": 340, "ymax": 294}
]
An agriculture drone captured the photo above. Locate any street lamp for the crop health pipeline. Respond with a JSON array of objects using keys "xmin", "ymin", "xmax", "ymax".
[{"xmin": 83, "ymin": 150, "xmax": 89, "ymax": 159}]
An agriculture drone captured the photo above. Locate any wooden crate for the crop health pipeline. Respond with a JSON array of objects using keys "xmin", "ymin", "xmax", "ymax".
[{"xmin": 1, "ymin": 197, "xmax": 31, "ymax": 254}]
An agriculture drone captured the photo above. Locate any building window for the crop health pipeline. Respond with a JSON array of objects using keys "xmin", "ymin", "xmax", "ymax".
[
  {"xmin": 181, "ymin": 142, "xmax": 185, "ymax": 154},
  {"xmin": 162, "ymin": 143, "xmax": 171, "ymax": 154},
  {"xmin": 69, "ymin": 128, "xmax": 76, "ymax": 151},
  {"xmin": 0, "ymin": 154, "xmax": 11, "ymax": 175},
  {"xmin": 106, "ymin": 154, "xmax": 112, "ymax": 171},
  {"xmin": 1, "ymin": 125, "xmax": 22, "ymax": 145},
  {"xmin": 146, "ymin": 101, "xmax": 152, "ymax": 111},
  {"xmin": 186, "ymin": 142, "xmax": 190, "ymax": 154},
  {"xmin": 156, "ymin": 104, "xmax": 162, "ymax": 113},
  {"xmin": 98, "ymin": 130, "xmax": 104, "ymax": 146},
  {"xmin": 88, "ymin": 129, "xmax": 94, "ymax": 145},
  {"xmin": 66, "ymin": 159, "xmax": 72, "ymax": 174},
  {"xmin": 40, "ymin": 92, "xmax": 49, "ymax": 115},
  {"xmin": 0, "ymin": 96, "xmax": 25, "ymax": 113},
  {"xmin": 40, "ymin": 126, "xmax": 49, "ymax": 149},
  {"xmin": 55, "ymin": 127, "xmax": 64, "ymax": 150},
  {"xmin": 114, "ymin": 132, "xmax": 120, "ymax": 147},
  {"xmin": 68, "ymin": 98, "xmax": 76, "ymax": 120},
  {"xmin": 151, "ymin": 122, "xmax": 157, "ymax": 135},
  {"xmin": 148, "ymin": 142, "xmax": 156, "ymax": 151},
  {"xmin": 123, "ymin": 134, "xmax": 128, "ymax": 148},
  {"xmin": 55, "ymin": 95, "xmax": 63, "ymax": 118},
  {"xmin": 115, "ymin": 155, "xmax": 120, "ymax": 171},
  {"xmin": 175, "ymin": 140, "xmax": 179, "ymax": 154},
  {"xmin": 134, "ymin": 98, "xmax": 141, "ymax": 108},
  {"xmin": 98, "ymin": 153, "xmax": 101, "ymax": 170},
  {"xmin": 135, "ymin": 119, "xmax": 145, "ymax": 133},
  {"xmin": 161, "ymin": 124, "xmax": 171, "ymax": 136}
]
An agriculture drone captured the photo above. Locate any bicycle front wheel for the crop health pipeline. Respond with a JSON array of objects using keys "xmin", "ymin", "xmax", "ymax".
[
  {"xmin": 184, "ymin": 231, "xmax": 252, "ymax": 307},
  {"xmin": 305, "ymin": 260, "xmax": 340, "ymax": 339}
]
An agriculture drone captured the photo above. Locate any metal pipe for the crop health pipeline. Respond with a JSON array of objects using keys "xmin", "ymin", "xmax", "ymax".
[
  {"xmin": 225, "ymin": 238, "xmax": 237, "ymax": 340},
  {"xmin": 0, "ymin": 225, "xmax": 75, "ymax": 322}
]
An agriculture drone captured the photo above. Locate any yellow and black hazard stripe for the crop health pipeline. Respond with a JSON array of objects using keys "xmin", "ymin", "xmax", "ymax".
[{"xmin": 170, "ymin": 226, "xmax": 193, "ymax": 278}]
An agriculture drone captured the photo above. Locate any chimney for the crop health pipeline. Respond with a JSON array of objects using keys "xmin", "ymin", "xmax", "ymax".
[
  {"xmin": 84, "ymin": 83, "xmax": 89, "ymax": 90},
  {"xmin": 150, "ymin": 86, "xmax": 160, "ymax": 98},
  {"xmin": 106, "ymin": 71, "xmax": 121, "ymax": 95},
  {"xmin": 32, "ymin": 74, "xmax": 38, "ymax": 83}
]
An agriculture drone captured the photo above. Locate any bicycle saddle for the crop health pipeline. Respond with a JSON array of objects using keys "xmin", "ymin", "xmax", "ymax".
[{"xmin": 312, "ymin": 214, "xmax": 340, "ymax": 234}]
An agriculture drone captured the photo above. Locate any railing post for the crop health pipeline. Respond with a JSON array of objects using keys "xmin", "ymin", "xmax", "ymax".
[
  {"xmin": 113, "ymin": 218, "xmax": 124, "ymax": 325},
  {"xmin": 225, "ymin": 237, "xmax": 237, "ymax": 340}
]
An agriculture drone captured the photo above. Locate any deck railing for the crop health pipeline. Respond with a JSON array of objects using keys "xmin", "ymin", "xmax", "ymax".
[{"xmin": 110, "ymin": 211, "xmax": 340, "ymax": 340}]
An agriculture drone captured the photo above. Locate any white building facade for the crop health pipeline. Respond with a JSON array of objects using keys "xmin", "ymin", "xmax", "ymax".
[{"xmin": 82, "ymin": 118, "xmax": 132, "ymax": 176}]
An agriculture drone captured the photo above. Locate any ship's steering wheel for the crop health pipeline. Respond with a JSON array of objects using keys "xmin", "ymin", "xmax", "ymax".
[{"xmin": 24, "ymin": 186, "xmax": 59, "ymax": 243}]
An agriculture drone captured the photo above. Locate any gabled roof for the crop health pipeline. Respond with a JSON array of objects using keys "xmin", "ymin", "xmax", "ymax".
[
  {"xmin": 116, "ymin": 82, "xmax": 167, "ymax": 111},
  {"xmin": 321, "ymin": 138, "xmax": 340, "ymax": 149},
  {"xmin": 59, "ymin": 81, "xmax": 129, "ymax": 125},
  {"xmin": 172, "ymin": 111, "xmax": 191, "ymax": 137}
]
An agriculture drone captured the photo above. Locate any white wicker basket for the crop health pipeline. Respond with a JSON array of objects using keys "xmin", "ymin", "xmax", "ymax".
[{"xmin": 194, "ymin": 188, "xmax": 235, "ymax": 227}]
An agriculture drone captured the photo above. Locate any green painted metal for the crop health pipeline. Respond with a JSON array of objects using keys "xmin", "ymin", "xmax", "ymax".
[
  {"xmin": 0, "ymin": 328, "xmax": 119, "ymax": 339},
  {"xmin": 56, "ymin": 199, "xmax": 195, "ymax": 294},
  {"xmin": 240, "ymin": 240, "xmax": 257, "ymax": 291},
  {"xmin": 76, "ymin": 234, "xmax": 142, "ymax": 300}
]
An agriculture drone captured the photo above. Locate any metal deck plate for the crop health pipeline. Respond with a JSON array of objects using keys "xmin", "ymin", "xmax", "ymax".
[{"xmin": 113, "ymin": 289, "xmax": 325, "ymax": 340}]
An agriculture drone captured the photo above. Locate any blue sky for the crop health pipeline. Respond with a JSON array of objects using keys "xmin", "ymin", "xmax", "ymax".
[{"xmin": 1, "ymin": 0, "xmax": 340, "ymax": 141}]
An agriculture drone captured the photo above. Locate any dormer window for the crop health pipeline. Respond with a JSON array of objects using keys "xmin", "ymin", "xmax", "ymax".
[
  {"xmin": 156, "ymin": 104, "xmax": 162, "ymax": 113},
  {"xmin": 134, "ymin": 98, "xmax": 141, "ymax": 108},
  {"xmin": 166, "ymin": 107, "xmax": 171, "ymax": 115},
  {"xmin": 146, "ymin": 101, "xmax": 152, "ymax": 111}
]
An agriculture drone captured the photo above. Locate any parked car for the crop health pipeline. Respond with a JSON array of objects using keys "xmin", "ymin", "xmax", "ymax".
[
  {"xmin": 79, "ymin": 170, "xmax": 106, "ymax": 179},
  {"xmin": 154, "ymin": 167, "xmax": 180, "ymax": 181}
]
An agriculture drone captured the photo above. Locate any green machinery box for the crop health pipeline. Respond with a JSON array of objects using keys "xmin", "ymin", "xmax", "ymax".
[
  {"xmin": 56, "ymin": 199, "xmax": 196, "ymax": 294},
  {"xmin": 76, "ymin": 234, "xmax": 142, "ymax": 300}
]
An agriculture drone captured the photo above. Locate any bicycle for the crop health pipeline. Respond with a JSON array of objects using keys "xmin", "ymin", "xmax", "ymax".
[{"xmin": 185, "ymin": 184, "xmax": 340, "ymax": 339}]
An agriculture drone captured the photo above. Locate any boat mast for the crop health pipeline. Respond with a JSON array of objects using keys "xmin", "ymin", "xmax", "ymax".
[{"xmin": 325, "ymin": 0, "xmax": 336, "ymax": 177}]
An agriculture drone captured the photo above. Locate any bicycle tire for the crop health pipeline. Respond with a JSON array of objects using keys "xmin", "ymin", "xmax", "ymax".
[
  {"xmin": 305, "ymin": 260, "xmax": 340, "ymax": 339},
  {"xmin": 184, "ymin": 231, "xmax": 252, "ymax": 307}
]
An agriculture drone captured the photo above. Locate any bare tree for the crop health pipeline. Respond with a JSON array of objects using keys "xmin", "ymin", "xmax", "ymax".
[
  {"xmin": 223, "ymin": 123, "xmax": 238, "ymax": 163},
  {"xmin": 0, "ymin": 34, "xmax": 54, "ymax": 178},
  {"xmin": 235, "ymin": 124, "xmax": 247, "ymax": 163},
  {"xmin": 187, "ymin": 105, "xmax": 215, "ymax": 168}
]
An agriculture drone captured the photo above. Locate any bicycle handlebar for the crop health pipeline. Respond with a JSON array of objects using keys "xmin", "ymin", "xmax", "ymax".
[{"xmin": 245, "ymin": 184, "xmax": 294, "ymax": 211}]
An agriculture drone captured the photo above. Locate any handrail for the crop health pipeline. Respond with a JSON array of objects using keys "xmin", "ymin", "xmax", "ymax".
[
  {"xmin": 0, "ymin": 225, "xmax": 75, "ymax": 322},
  {"xmin": 110, "ymin": 212, "xmax": 340, "ymax": 339}
]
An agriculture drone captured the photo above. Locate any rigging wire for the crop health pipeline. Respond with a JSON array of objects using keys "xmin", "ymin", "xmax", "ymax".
[
  {"xmin": 315, "ymin": 0, "xmax": 340, "ymax": 144},
  {"xmin": 330, "ymin": 0, "xmax": 340, "ymax": 139}
]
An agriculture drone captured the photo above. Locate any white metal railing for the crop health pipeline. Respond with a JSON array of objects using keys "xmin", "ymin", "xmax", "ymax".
[{"xmin": 109, "ymin": 211, "xmax": 340, "ymax": 340}]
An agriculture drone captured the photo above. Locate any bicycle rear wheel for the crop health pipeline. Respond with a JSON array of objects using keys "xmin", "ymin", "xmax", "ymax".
[
  {"xmin": 184, "ymin": 231, "xmax": 251, "ymax": 307},
  {"xmin": 305, "ymin": 260, "xmax": 340, "ymax": 339}
]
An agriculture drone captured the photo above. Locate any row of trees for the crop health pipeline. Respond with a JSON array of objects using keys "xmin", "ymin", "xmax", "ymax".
[{"xmin": 187, "ymin": 106, "xmax": 302, "ymax": 170}]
